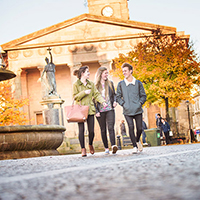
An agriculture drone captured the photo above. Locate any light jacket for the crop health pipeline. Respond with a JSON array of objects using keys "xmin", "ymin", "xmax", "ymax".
[
  {"xmin": 73, "ymin": 79, "xmax": 105, "ymax": 115},
  {"xmin": 116, "ymin": 79, "xmax": 146, "ymax": 116}
]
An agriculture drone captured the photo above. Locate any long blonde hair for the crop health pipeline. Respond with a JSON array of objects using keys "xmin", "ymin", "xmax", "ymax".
[{"xmin": 95, "ymin": 67, "xmax": 112, "ymax": 98}]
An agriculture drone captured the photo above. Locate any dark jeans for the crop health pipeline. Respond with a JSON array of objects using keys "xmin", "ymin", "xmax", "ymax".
[
  {"xmin": 124, "ymin": 113, "xmax": 142, "ymax": 147},
  {"xmin": 164, "ymin": 131, "xmax": 170, "ymax": 144},
  {"xmin": 96, "ymin": 110, "xmax": 115, "ymax": 148},
  {"xmin": 78, "ymin": 115, "xmax": 94, "ymax": 148}
]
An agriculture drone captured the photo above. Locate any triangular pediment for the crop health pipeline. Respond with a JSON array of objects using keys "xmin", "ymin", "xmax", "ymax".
[
  {"xmin": 1, "ymin": 14, "xmax": 177, "ymax": 51},
  {"xmin": 18, "ymin": 21, "xmax": 153, "ymax": 48}
]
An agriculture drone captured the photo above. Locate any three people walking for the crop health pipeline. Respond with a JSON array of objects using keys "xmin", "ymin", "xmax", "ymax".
[{"xmin": 72, "ymin": 63, "xmax": 147, "ymax": 156}]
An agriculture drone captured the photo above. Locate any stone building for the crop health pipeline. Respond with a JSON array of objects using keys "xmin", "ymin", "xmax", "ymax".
[
  {"xmin": 192, "ymin": 85, "xmax": 200, "ymax": 141},
  {"xmin": 193, "ymin": 94, "xmax": 200, "ymax": 130},
  {"xmin": 1, "ymin": 0, "xmax": 190, "ymax": 142}
]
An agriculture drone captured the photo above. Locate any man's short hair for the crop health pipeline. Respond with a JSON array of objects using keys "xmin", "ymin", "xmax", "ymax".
[{"xmin": 121, "ymin": 63, "xmax": 133, "ymax": 71}]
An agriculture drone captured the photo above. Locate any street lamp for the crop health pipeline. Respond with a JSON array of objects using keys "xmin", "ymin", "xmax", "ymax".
[{"xmin": 185, "ymin": 100, "xmax": 194, "ymax": 142}]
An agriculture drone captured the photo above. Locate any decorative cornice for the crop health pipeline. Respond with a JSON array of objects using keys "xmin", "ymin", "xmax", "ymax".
[
  {"xmin": 1, "ymin": 13, "xmax": 178, "ymax": 52},
  {"xmin": 2, "ymin": 32, "xmax": 177, "ymax": 51}
]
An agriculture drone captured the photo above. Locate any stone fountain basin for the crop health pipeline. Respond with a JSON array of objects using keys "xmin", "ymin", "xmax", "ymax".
[{"xmin": 0, "ymin": 125, "xmax": 66, "ymax": 160}]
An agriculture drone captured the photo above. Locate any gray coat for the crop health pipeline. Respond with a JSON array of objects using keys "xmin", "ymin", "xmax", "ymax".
[{"xmin": 116, "ymin": 80, "xmax": 146, "ymax": 116}]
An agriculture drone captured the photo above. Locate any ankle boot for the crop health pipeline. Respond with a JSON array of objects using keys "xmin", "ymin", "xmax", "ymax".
[
  {"xmin": 89, "ymin": 145, "xmax": 95, "ymax": 154},
  {"xmin": 81, "ymin": 148, "xmax": 87, "ymax": 157}
]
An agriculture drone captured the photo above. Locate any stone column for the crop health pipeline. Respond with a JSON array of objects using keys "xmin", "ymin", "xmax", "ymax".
[
  {"xmin": 68, "ymin": 62, "xmax": 82, "ymax": 93},
  {"xmin": 99, "ymin": 60, "xmax": 113, "ymax": 82},
  {"xmin": 20, "ymin": 69, "xmax": 31, "ymax": 122},
  {"xmin": 12, "ymin": 68, "xmax": 23, "ymax": 99},
  {"xmin": 69, "ymin": 62, "xmax": 82, "ymax": 83},
  {"xmin": 99, "ymin": 60, "xmax": 112, "ymax": 70},
  {"xmin": 37, "ymin": 66, "xmax": 46, "ymax": 98}
]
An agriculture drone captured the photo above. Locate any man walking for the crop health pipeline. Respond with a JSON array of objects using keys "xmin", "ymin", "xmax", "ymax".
[{"xmin": 116, "ymin": 63, "xmax": 147, "ymax": 153}]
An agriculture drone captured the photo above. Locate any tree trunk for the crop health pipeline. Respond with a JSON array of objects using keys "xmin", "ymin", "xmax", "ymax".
[
  {"xmin": 171, "ymin": 107, "xmax": 179, "ymax": 137},
  {"xmin": 165, "ymin": 97, "xmax": 170, "ymax": 122}
]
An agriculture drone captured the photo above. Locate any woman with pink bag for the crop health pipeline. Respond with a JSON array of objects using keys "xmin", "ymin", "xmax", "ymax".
[{"xmin": 73, "ymin": 66, "xmax": 106, "ymax": 157}]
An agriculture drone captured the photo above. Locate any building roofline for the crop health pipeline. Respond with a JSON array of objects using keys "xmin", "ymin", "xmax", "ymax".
[{"xmin": 1, "ymin": 13, "xmax": 177, "ymax": 51}]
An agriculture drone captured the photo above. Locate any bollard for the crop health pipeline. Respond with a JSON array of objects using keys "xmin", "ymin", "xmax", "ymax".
[{"xmin": 117, "ymin": 135, "xmax": 122, "ymax": 150}]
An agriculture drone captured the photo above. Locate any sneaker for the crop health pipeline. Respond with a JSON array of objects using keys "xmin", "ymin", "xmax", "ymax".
[
  {"xmin": 137, "ymin": 141, "xmax": 143, "ymax": 152},
  {"xmin": 105, "ymin": 148, "xmax": 109, "ymax": 154},
  {"xmin": 112, "ymin": 145, "xmax": 118, "ymax": 154},
  {"xmin": 143, "ymin": 143, "xmax": 148, "ymax": 146},
  {"xmin": 132, "ymin": 147, "xmax": 138, "ymax": 154}
]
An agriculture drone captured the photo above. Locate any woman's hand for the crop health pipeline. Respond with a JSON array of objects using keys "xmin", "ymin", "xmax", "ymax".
[
  {"xmin": 96, "ymin": 112, "xmax": 100, "ymax": 117},
  {"xmin": 113, "ymin": 101, "xmax": 117, "ymax": 108},
  {"xmin": 85, "ymin": 89, "xmax": 91, "ymax": 94},
  {"xmin": 103, "ymin": 102, "xmax": 108, "ymax": 108}
]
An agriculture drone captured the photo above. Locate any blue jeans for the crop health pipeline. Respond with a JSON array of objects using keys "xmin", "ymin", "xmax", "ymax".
[{"xmin": 142, "ymin": 131, "xmax": 146, "ymax": 143}]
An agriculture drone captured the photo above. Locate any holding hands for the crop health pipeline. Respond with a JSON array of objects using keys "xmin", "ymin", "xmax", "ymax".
[
  {"xmin": 95, "ymin": 102, "xmax": 108, "ymax": 117},
  {"xmin": 96, "ymin": 112, "xmax": 100, "ymax": 117},
  {"xmin": 113, "ymin": 101, "xmax": 117, "ymax": 108}
]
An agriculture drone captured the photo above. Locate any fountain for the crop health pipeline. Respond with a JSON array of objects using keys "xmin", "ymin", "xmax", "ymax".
[
  {"xmin": 0, "ymin": 49, "xmax": 16, "ymax": 81},
  {"xmin": 0, "ymin": 49, "xmax": 65, "ymax": 160},
  {"xmin": 0, "ymin": 125, "xmax": 65, "ymax": 160}
]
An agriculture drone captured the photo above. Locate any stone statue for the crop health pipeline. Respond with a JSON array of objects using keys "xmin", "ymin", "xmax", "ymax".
[{"xmin": 41, "ymin": 48, "xmax": 58, "ymax": 97}]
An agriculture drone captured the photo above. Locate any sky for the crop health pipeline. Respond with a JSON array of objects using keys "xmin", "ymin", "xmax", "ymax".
[{"xmin": 0, "ymin": 0, "xmax": 200, "ymax": 55}]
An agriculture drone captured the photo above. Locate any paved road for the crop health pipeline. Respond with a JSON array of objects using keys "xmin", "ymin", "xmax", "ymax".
[{"xmin": 0, "ymin": 143, "xmax": 200, "ymax": 200}]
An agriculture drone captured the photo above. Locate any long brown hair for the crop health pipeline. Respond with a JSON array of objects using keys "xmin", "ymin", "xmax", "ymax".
[
  {"xmin": 95, "ymin": 67, "xmax": 112, "ymax": 98},
  {"xmin": 73, "ymin": 66, "xmax": 89, "ymax": 79}
]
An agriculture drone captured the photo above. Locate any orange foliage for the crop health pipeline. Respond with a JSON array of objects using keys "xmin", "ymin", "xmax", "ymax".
[
  {"xmin": 0, "ymin": 80, "xmax": 30, "ymax": 126},
  {"xmin": 111, "ymin": 32, "xmax": 200, "ymax": 109}
]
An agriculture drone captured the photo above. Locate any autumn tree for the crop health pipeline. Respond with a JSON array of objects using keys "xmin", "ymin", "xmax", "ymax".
[
  {"xmin": 0, "ymin": 80, "xmax": 30, "ymax": 126},
  {"xmin": 111, "ymin": 30, "xmax": 200, "ymax": 121}
]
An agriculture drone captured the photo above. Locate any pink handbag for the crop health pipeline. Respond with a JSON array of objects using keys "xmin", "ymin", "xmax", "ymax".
[{"xmin": 65, "ymin": 100, "xmax": 89, "ymax": 123}]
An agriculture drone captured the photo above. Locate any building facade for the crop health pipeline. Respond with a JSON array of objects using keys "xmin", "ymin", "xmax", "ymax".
[
  {"xmin": 193, "ymin": 94, "xmax": 200, "ymax": 130},
  {"xmin": 192, "ymin": 85, "xmax": 200, "ymax": 141},
  {"xmin": 1, "ymin": 0, "xmax": 190, "ymax": 141}
]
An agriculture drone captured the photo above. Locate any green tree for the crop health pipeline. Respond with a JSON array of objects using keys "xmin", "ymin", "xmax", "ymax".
[{"xmin": 111, "ymin": 30, "xmax": 200, "ymax": 121}]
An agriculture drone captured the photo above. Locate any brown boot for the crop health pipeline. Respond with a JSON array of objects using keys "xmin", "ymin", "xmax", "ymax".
[
  {"xmin": 89, "ymin": 145, "xmax": 95, "ymax": 154},
  {"xmin": 81, "ymin": 148, "xmax": 87, "ymax": 157}
]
